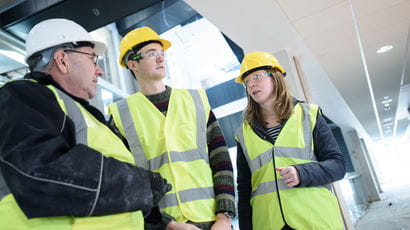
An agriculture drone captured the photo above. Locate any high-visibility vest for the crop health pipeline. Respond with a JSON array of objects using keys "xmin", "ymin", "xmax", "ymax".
[
  {"xmin": 235, "ymin": 103, "xmax": 343, "ymax": 230},
  {"xmin": 108, "ymin": 89, "xmax": 216, "ymax": 223},
  {"xmin": 0, "ymin": 83, "xmax": 143, "ymax": 230}
]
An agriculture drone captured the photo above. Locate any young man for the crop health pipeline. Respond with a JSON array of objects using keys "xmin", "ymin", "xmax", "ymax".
[
  {"xmin": 0, "ymin": 19, "xmax": 170, "ymax": 230},
  {"xmin": 109, "ymin": 26, "xmax": 236, "ymax": 230}
]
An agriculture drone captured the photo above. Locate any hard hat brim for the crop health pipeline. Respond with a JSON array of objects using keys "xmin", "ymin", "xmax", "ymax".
[{"xmin": 93, "ymin": 40, "xmax": 107, "ymax": 56}]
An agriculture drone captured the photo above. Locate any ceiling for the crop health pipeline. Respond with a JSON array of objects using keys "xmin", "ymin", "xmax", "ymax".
[
  {"xmin": 0, "ymin": 0, "xmax": 409, "ymax": 143},
  {"xmin": 279, "ymin": 0, "xmax": 410, "ymax": 142},
  {"xmin": 185, "ymin": 0, "xmax": 410, "ymax": 143}
]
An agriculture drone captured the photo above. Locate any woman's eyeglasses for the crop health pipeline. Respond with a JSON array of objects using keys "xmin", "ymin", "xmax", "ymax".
[{"xmin": 243, "ymin": 70, "xmax": 272, "ymax": 87}]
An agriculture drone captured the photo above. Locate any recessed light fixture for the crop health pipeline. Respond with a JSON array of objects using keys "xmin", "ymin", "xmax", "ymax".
[
  {"xmin": 376, "ymin": 45, "xmax": 393, "ymax": 54},
  {"xmin": 383, "ymin": 122, "xmax": 393, "ymax": 126},
  {"xmin": 383, "ymin": 117, "xmax": 392, "ymax": 123},
  {"xmin": 382, "ymin": 98, "xmax": 392, "ymax": 104}
]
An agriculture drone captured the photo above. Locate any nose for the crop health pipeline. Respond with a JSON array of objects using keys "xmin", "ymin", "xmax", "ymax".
[
  {"xmin": 95, "ymin": 64, "xmax": 104, "ymax": 77},
  {"xmin": 247, "ymin": 80, "xmax": 256, "ymax": 88},
  {"xmin": 157, "ymin": 53, "xmax": 165, "ymax": 62}
]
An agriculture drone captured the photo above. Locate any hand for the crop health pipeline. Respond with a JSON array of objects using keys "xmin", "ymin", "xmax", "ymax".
[
  {"xmin": 166, "ymin": 221, "xmax": 201, "ymax": 230},
  {"xmin": 211, "ymin": 213, "xmax": 232, "ymax": 230},
  {"xmin": 276, "ymin": 166, "xmax": 300, "ymax": 188},
  {"xmin": 148, "ymin": 171, "xmax": 172, "ymax": 206}
]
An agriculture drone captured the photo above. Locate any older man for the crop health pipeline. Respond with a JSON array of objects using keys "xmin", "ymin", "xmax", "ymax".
[{"xmin": 0, "ymin": 18, "xmax": 169, "ymax": 230}]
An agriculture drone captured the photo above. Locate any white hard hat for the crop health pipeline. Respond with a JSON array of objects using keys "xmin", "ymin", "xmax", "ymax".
[{"xmin": 25, "ymin": 18, "xmax": 106, "ymax": 62}]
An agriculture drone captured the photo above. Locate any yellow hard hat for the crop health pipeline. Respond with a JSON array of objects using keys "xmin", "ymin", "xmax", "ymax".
[
  {"xmin": 235, "ymin": 51, "xmax": 286, "ymax": 83},
  {"xmin": 118, "ymin": 26, "xmax": 171, "ymax": 67}
]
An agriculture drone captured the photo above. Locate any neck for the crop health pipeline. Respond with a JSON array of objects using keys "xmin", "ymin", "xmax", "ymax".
[
  {"xmin": 138, "ymin": 79, "xmax": 166, "ymax": 95},
  {"xmin": 259, "ymin": 100, "xmax": 275, "ymax": 116},
  {"xmin": 51, "ymin": 71, "xmax": 90, "ymax": 100},
  {"xmin": 260, "ymin": 103, "xmax": 280, "ymax": 128}
]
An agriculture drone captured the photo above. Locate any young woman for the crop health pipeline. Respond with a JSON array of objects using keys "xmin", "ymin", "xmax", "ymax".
[{"xmin": 235, "ymin": 51, "xmax": 346, "ymax": 230}]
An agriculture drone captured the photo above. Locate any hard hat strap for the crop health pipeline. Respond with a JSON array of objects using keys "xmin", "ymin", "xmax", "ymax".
[{"xmin": 28, "ymin": 47, "xmax": 55, "ymax": 72}]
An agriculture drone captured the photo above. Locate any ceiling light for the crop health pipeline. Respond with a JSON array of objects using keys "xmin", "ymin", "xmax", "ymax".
[
  {"xmin": 383, "ymin": 118, "xmax": 393, "ymax": 123},
  {"xmin": 376, "ymin": 45, "xmax": 393, "ymax": 54},
  {"xmin": 0, "ymin": 50, "xmax": 27, "ymax": 65},
  {"xmin": 383, "ymin": 122, "xmax": 393, "ymax": 126},
  {"xmin": 382, "ymin": 98, "xmax": 392, "ymax": 104}
]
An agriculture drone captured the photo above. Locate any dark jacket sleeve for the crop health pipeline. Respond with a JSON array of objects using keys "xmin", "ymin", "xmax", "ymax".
[
  {"xmin": 236, "ymin": 141, "xmax": 253, "ymax": 230},
  {"xmin": 0, "ymin": 80, "xmax": 154, "ymax": 218},
  {"xmin": 293, "ymin": 112, "xmax": 346, "ymax": 187}
]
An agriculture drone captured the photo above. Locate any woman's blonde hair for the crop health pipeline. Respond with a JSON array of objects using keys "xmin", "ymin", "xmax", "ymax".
[{"xmin": 243, "ymin": 68, "xmax": 294, "ymax": 126}]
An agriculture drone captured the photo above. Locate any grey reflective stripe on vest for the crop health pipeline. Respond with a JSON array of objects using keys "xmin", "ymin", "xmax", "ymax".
[
  {"xmin": 251, "ymin": 177, "xmax": 330, "ymax": 199},
  {"xmin": 300, "ymin": 103, "xmax": 316, "ymax": 161},
  {"xmin": 54, "ymin": 88, "xmax": 88, "ymax": 145},
  {"xmin": 189, "ymin": 90, "xmax": 207, "ymax": 152},
  {"xmin": 158, "ymin": 186, "xmax": 215, "ymax": 208},
  {"xmin": 252, "ymin": 179, "xmax": 290, "ymax": 198},
  {"xmin": 117, "ymin": 90, "xmax": 208, "ymax": 170},
  {"xmin": 132, "ymin": 148, "xmax": 208, "ymax": 172},
  {"xmin": 117, "ymin": 99, "xmax": 147, "ymax": 167}
]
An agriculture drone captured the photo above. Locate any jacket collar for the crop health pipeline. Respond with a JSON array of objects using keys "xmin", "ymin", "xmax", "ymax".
[{"xmin": 24, "ymin": 71, "xmax": 90, "ymax": 106}]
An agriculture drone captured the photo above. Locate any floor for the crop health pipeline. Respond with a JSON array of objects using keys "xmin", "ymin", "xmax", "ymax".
[{"xmin": 354, "ymin": 183, "xmax": 410, "ymax": 230}]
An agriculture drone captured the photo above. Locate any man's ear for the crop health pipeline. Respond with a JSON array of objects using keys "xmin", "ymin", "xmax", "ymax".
[
  {"xmin": 127, "ymin": 60, "xmax": 139, "ymax": 72},
  {"xmin": 53, "ymin": 50, "xmax": 69, "ymax": 74}
]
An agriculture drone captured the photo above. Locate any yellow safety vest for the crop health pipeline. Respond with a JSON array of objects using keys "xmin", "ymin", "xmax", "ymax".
[
  {"xmin": 109, "ymin": 89, "xmax": 216, "ymax": 223},
  {"xmin": 235, "ymin": 103, "xmax": 343, "ymax": 230},
  {"xmin": 0, "ymin": 83, "xmax": 143, "ymax": 230}
]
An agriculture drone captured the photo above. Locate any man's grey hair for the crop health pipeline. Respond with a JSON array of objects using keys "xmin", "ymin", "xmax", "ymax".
[{"xmin": 27, "ymin": 42, "xmax": 91, "ymax": 73}]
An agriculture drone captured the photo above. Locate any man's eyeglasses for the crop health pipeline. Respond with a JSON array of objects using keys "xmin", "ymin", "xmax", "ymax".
[
  {"xmin": 63, "ymin": 49, "xmax": 99, "ymax": 66},
  {"xmin": 243, "ymin": 70, "xmax": 272, "ymax": 87},
  {"xmin": 129, "ymin": 49, "xmax": 165, "ymax": 61}
]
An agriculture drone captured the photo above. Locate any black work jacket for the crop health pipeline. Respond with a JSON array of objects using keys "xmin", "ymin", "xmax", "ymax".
[
  {"xmin": 236, "ymin": 100, "xmax": 346, "ymax": 230},
  {"xmin": 0, "ymin": 72, "xmax": 154, "ymax": 218}
]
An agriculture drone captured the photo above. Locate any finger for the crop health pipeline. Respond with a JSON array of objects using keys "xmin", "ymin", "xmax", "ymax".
[
  {"xmin": 280, "ymin": 170, "xmax": 290, "ymax": 178},
  {"xmin": 285, "ymin": 178, "xmax": 295, "ymax": 187},
  {"xmin": 282, "ymin": 167, "xmax": 292, "ymax": 174},
  {"xmin": 286, "ymin": 182, "xmax": 295, "ymax": 188}
]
